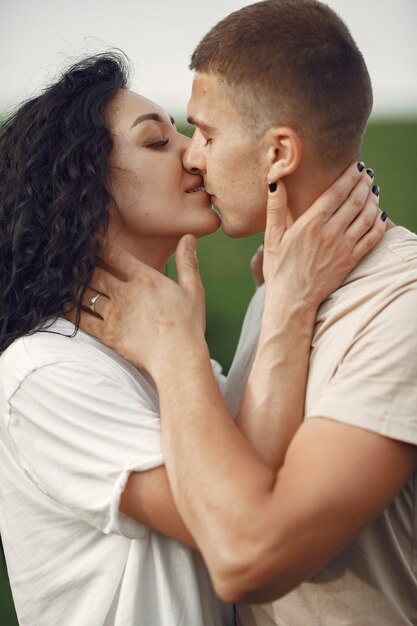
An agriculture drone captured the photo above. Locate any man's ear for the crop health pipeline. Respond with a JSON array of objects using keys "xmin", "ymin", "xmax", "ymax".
[{"xmin": 264, "ymin": 126, "xmax": 303, "ymax": 182}]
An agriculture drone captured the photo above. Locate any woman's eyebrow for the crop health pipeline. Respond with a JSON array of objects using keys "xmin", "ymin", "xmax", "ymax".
[{"xmin": 130, "ymin": 113, "xmax": 175, "ymax": 130}]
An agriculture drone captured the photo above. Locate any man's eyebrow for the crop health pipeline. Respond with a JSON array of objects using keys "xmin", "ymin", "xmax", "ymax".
[
  {"xmin": 187, "ymin": 116, "xmax": 214, "ymax": 132},
  {"xmin": 130, "ymin": 113, "xmax": 176, "ymax": 130}
]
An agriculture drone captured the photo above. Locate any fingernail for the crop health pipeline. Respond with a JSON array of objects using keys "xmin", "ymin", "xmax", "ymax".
[
  {"xmin": 381, "ymin": 211, "xmax": 388, "ymax": 222},
  {"xmin": 357, "ymin": 161, "xmax": 365, "ymax": 172},
  {"xmin": 268, "ymin": 182, "xmax": 278, "ymax": 193},
  {"xmin": 366, "ymin": 168, "xmax": 375, "ymax": 179},
  {"xmin": 372, "ymin": 184, "xmax": 380, "ymax": 197}
]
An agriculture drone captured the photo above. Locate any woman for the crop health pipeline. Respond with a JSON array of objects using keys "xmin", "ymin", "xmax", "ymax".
[
  {"xmin": 0, "ymin": 53, "xmax": 381, "ymax": 626},
  {"xmin": 0, "ymin": 52, "xmax": 230, "ymax": 626}
]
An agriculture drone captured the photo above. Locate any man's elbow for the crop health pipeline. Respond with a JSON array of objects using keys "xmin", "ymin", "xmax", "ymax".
[
  {"xmin": 207, "ymin": 531, "xmax": 287, "ymax": 604},
  {"xmin": 212, "ymin": 559, "xmax": 261, "ymax": 604}
]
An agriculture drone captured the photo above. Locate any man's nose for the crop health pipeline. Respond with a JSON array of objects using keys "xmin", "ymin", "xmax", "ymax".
[{"xmin": 182, "ymin": 130, "xmax": 206, "ymax": 174}]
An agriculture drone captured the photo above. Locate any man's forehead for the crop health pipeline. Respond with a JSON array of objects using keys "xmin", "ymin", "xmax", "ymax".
[
  {"xmin": 188, "ymin": 74, "xmax": 214, "ymax": 113},
  {"xmin": 187, "ymin": 83, "xmax": 215, "ymax": 129},
  {"xmin": 187, "ymin": 72, "xmax": 238, "ymax": 129},
  {"xmin": 192, "ymin": 71, "xmax": 214, "ymax": 91}
]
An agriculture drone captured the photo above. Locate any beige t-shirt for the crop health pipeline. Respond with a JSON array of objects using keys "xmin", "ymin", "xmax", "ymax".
[{"xmin": 225, "ymin": 226, "xmax": 417, "ymax": 626}]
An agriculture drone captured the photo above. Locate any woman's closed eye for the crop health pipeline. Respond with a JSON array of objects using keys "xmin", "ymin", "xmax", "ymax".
[{"xmin": 148, "ymin": 139, "xmax": 169, "ymax": 149}]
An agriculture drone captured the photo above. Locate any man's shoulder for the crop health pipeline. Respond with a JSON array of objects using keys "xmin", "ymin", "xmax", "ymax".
[
  {"xmin": 384, "ymin": 225, "xmax": 417, "ymax": 265},
  {"xmin": 321, "ymin": 226, "xmax": 417, "ymax": 316},
  {"xmin": 350, "ymin": 225, "xmax": 417, "ymax": 280}
]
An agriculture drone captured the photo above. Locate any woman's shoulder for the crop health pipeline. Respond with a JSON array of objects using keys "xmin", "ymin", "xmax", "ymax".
[
  {"xmin": 2, "ymin": 318, "xmax": 97, "ymax": 368},
  {"xmin": 1, "ymin": 319, "xmax": 108, "ymax": 386},
  {"xmin": 0, "ymin": 318, "xmax": 157, "ymax": 403},
  {"xmin": 0, "ymin": 319, "xmax": 93, "ymax": 399}
]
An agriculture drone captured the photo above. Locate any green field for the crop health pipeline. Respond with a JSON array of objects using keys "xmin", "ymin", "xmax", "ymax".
[
  {"xmin": 0, "ymin": 550, "xmax": 18, "ymax": 625},
  {"xmin": 1, "ymin": 120, "xmax": 416, "ymax": 624}
]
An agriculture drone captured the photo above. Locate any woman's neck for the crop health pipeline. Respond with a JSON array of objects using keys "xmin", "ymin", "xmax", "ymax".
[{"xmin": 105, "ymin": 232, "xmax": 179, "ymax": 273}]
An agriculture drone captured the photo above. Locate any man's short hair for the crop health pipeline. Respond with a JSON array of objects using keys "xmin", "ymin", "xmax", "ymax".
[{"xmin": 190, "ymin": 0, "xmax": 373, "ymax": 168}]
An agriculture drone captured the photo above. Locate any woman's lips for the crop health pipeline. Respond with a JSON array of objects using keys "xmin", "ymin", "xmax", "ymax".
[{"xmin": 185, "ymin": 184, "xmax": 205, "ymax": 194}]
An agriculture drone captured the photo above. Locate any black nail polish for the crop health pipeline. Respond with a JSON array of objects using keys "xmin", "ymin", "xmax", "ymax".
[
  {"xmin": 366, "ymin": 168, "xmax": 375, "ymax": 179},
  {"xmin": 372, "ymin": 184, "xmax": 380, "ymax": 197},
  {"xmin": 268, "ymin": 182, "xmax": 277, "ymax": 193},
  {"xmin": 357, "ymin": 161, "xmax": 365, "ymax": 172},
  {"xmin": 381, "ymin": 211, "xmax": 388, "ymax": 222}
]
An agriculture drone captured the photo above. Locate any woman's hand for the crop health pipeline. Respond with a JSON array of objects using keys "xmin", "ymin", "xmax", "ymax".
[
  {"xmin": 262, "ymin": 161, "xmax": 386, "ymax": 314},
  {"xmin": 78, "ymin": 160, "xmax": 385, "ymax": 374},
  {"xmin": 240, "ymin": 162, "xmax": 386, "ymax": 470}
]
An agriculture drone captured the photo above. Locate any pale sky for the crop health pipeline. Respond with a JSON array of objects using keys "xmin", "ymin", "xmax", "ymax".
[{"xmin": 1, "ymin": 0, "xmax": 416, "ymax": 119}]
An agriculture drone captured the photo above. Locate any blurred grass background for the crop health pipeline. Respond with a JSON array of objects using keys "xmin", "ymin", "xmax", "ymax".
[{"xmin": 1, "ymin": 119, "xmax": 416, "ymax": 624}]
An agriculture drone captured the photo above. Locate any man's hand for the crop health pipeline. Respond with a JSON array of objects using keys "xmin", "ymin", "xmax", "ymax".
[
  {"xmin": 79, "ymin": 161, "xmax": 384, "ymax": 375},
  {"xmin": 78, "ymin": 235, "xmax": 208, "ymax": 375}
]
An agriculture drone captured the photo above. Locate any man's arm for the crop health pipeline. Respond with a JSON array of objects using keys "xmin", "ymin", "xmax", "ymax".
[
  {"xmin": 90, "ymin": 162, "xmax": 381, "ymax": 545},
  {"xmin": 157, "ymin": 355, "xmax": 417, "ymax": 602},
  {"xmin": 150, "ymin": 204, "xmax": 417, "ymax": 603},
  {"xmin": 149, "ymin": 237, "xmax": 417, "ymax": 600},
  {"xmin": 78, "ymin": 162, "xmax": 382, "ymax": 576}
]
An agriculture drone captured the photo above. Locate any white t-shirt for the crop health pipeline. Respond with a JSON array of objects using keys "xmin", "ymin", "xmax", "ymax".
[
  {"xmin": 0, "ymin": 319, "xmax": 233, "ymax": 626},
  {"xmin": 225, "ymin": 226, "xmax": 417, "ymax": 626}
]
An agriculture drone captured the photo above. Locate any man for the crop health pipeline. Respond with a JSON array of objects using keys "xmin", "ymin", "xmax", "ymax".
[{"xmin": 82, "ymin": 1, "xmax": 417, "ymax": 624}]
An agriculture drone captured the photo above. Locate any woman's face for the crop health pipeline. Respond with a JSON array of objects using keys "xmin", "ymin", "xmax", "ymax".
[{"xmin": 106, "ymin": 89, "xmax": 220, "ymax": 265}]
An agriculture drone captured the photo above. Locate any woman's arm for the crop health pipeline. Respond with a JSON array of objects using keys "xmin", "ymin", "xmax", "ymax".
[
  {"xmin": 236, "ymin": 164, "xmax": 382, "ymax": 470},
  {"xmin": 119, "ymin": 466, "xmax": 197, "ymax": 547},
  {"xmin": 81, "ymin": 162, "xmax": 385, "ymax": 551}
]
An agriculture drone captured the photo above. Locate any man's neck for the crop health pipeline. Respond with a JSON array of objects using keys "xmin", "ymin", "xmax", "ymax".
[
  {"xmin": 285, "ymin": 161, "xmax": 396, "ymax": 236},
  {"xmin": 285, "ymin": 162, "xmax": 344, "ymax": 225}
]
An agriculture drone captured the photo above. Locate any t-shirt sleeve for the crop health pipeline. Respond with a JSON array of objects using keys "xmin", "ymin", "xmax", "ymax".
[
  {"xmin": 211, "ymin": 358, "xmax": 226, "ymax": 394},
  {"xmin": 8, "ymin": 359, "xmax": 164, "ymax": 539},
  {"xmin": 306, "ymin": 279, "xmax": 417, "ymax": 445}
]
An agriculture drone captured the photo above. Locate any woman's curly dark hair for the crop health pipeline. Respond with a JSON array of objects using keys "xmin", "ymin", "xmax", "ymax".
[{"xmin": 0, "ymin": 52, "xmax": 130, "ymax": 353}]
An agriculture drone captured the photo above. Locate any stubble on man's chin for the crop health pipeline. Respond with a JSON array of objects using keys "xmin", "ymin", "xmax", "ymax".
[{"xmin": 221, "ymin": 221, "xmax": 265, "ymax": 239}]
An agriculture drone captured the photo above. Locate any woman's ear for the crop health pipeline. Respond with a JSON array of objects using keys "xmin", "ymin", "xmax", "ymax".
[{"xmin": 265, "ymin": 126, "xmax": 303, "ymax": 182}]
